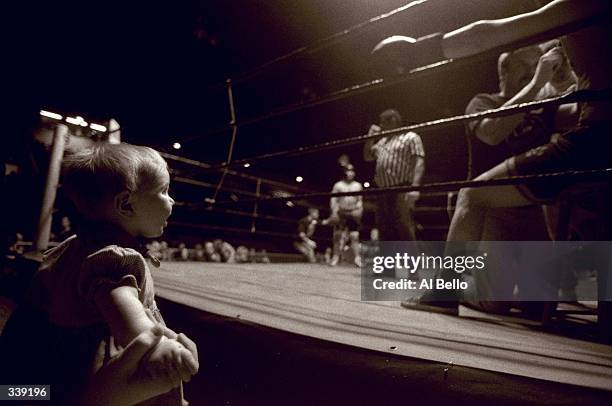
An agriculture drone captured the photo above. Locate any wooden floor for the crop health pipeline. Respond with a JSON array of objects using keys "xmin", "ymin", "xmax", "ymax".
[{"xmin": 154, "ymin": 261, "xmax": 612, "ymax": 391}]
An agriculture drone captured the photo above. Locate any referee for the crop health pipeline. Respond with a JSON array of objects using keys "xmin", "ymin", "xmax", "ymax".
[{"xmin": 364, "ymin": 109, "xmax": 425, "ymax": 241}]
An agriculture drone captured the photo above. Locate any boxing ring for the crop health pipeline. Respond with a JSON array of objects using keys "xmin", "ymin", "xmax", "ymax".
[
  {"xmin": 154, "ymin": 261, "xmax": 612, "ymax": 391},
  {"xmin": 29, "ymin": 0, "xmax": 612, "ymax": 401},
  {"xmin": 147, "ymin": 2, "xmax": 612, "ymax": 397}
]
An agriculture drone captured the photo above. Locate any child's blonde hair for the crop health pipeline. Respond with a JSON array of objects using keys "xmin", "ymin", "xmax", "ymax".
[{"xmin": 62, "ymin": 143, "xmax": 168, "ymax": 217}]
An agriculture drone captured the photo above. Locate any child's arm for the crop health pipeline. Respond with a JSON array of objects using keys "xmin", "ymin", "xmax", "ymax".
[
  {"xmin": 82, "ymin": 246, "xmax": 198, "ymax": 384},
  {"xmin": 95, "ymin": 285, "xmax": 156, "ymax": 347},
  {"xmin": 95, "ymin": 286, "xmax": 198, "ymax": 381}
]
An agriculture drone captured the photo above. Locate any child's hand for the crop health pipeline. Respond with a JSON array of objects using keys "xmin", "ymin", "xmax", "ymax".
[
  {"xmin": 143, "ymin": 335, "xmax": 198, "ymax": 384},
  {"xmin": 175, "ymin": 332, "xmax": 199, "ymax": 374},
  {"xmin": 154, "ymin": 326, "xmax": 199, "ymax": 375},
  {"xmin": 82, "ymin": 326, "xmax": 181, "ymax": 405}
]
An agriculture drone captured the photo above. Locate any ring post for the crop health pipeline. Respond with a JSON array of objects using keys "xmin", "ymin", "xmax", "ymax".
[
  {"xmin": 251, "ymin": 179, "xmax": 262, "ymax": 233},
  {"xmin": 34, "ymin": 124, "xmax": 68, "ymax": 252},
  {"xmin": 211, "ymin": 78, "xmax": 239, "ymax": 204}
]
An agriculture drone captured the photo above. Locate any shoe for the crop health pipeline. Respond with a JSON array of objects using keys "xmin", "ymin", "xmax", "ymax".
[
  {"xmin": 460, "ymin": 300, "xmax": 511, "ymax": 315},
  {"xmin": 354, "ymin": 256, "xmax": 362, "ymax": 267},
  {"xmin": 400, "ymin": 290, "xmax": 459, "ymax": 316},
  {"xmin": 329, "ymin": 255, "xmax": 339, "ymax": 267}
]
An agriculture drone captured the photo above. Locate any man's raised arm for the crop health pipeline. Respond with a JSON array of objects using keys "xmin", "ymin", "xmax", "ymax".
[{"xmin": 373, "ymin": 0, "xmax": 610, "ymax": 70}]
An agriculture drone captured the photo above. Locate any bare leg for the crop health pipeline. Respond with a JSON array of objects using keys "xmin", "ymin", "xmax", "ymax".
[
  {"xmin": 349, "ymin": 231, "xmax": 361, "ymax": 266},
  {"xmin": 401, "ymin": 161, "xmax": 536, "ymax": 312},
  {"xmin": 330, "ymin": 225, "xmax": 345, "ymax": 266},
  {"xmin": 294, "ymin": 242, "xmax": 316, "ymax": 263},
  {"xmin": 329, "ymin": 224, "xmax": 346, "ymax": 266},
  {"xmin": 447, "ymin": 160, "xmax": 534, "ymax": 242},
  {"xmin": 332, "ymin": 227, "xmax": 342, "ymax": 259}
]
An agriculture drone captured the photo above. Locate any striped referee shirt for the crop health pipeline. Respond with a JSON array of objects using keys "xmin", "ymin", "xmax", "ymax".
[{"xmin": 372, "ymin": 131, "xmax": 425, "ymax": 187}]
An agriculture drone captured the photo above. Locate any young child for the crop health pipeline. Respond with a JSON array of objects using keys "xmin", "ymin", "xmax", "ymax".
[{"xmin": 0, "ymin": 143, "xmax": 198, "ymax": 404}]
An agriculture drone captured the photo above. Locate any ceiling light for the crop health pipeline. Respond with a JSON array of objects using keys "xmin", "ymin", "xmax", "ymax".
[
  {"xmin": 40, "ymin": 110, "xmax": 63, "ymax": 120},
  {"xmin": 66, "ymin": 116, "xmax": 88, "ymax": 127},
  {"xmin": 89, "ymin": 123, "xmax": 107, "ymax": 132}
]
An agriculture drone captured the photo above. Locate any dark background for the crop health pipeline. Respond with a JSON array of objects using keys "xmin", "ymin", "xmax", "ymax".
[{"xmin": 3, "ymin": 0, "xmax": 540, "ymax": 251}]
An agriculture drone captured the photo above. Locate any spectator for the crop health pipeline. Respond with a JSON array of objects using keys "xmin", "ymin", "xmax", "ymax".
[
  {"xmin": 159, "ymin": 240, "xmax": 170, "ymax": 261},
  {"xmin": 175, "ymin": 242, "xmax": 190, "ymax": 261},
  {"xmin": 236, "ymin": 246, "xmax": 249, "ymax": 263},
  {"xmin": 214, "ymin": 239, "xmax": 236, "ymax": 263},
  {"xmin": 248, "ymin": 248, "xmax": 258, "ymax": 263},
  {"xmin": 259, "ymin": 249, "xmax": 271, "ymax": 264},
  {"xmin": 147, "ymin": 240, "xmax": 163, "ymax": 261},
  {"xmin": 58, "ymin": 216, "xmax": 74, "ymax": 242},
  {"xmin": 370, "ymin": 228, "xmax": 380, "ymax": 242},
  {"xmin": 0, "ymin": 143, "xmax": 197, "ymax": 403},
  {"xmin": 204, "ymin": 241, "xmax": 221, "ymax": 262},
  {"xmin": 193, "ymin": 243, "xmax": 206, "ymax": 261}
]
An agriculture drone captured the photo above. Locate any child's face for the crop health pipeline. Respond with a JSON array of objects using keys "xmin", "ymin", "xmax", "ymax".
[{"xmin": 129, "ymin": 170, "xmax": 175, "ymax": 238}]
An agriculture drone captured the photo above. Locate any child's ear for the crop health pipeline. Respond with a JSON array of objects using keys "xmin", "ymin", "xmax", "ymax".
[{"xmin": 114, "ymin": 190, "xmax": 134, "ymax": 217}]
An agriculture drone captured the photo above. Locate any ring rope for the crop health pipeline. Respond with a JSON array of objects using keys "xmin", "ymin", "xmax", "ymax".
[
  {"xmin": 174, "ymin": 201, "xmax": 297, "ymax": 224},
  {"xmin": 207, "ymin": 0, "xmax": 602, "ymax": 90},
  {"xmin": 211, "ymin": 88, "xmax": 612, "ymax": 170},
  {"xmin": 174, "ymin": 171, "xmax": 452, "ymax": 203},
  {"xmin": 181, "ymin": 13, "xmax": 608, "ymax": 147},
  {"xmin": 251, "ymin": 179, "xmax": 262, "ymax": 232},
  {"xmin": 175, "ymin": 200, "xmax": 449, "ymax": 224},
  {"xmin": 169, "ymin": 221, "xmax": 332, "ymax": 243},
  {"xmin": 173, "ymin": 175, "xmax": 260, "ymax": 198},
  {"xmin": 211, "ymin": 79, "xmax": 240, "ymax": 204},
  {"xmin": 172, "ymin": 174, "xmax": 328, "ymax": 211},
  {"xmin": 161, "ymin": 152, "xmax": 310, "ymax": 193},
  {"xmin": 184, "ymin": 60, "xmax": 452, "ymax": 144},
  {"xmin": 208, "ymin": 0, "xmax": 429, "ymax": 89},
  {"xmin": 169, "ymin": 219, "xmax": 444, "ymax": 238},
  {"xmin": 216, "ymin": 168, "xmax": 612, "ymax": 205}
]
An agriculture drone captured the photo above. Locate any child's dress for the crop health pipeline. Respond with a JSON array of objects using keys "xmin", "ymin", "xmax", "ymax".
[{"xmin": 0, "ymin": 222, "xmax": 184, "ymax": 405}]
